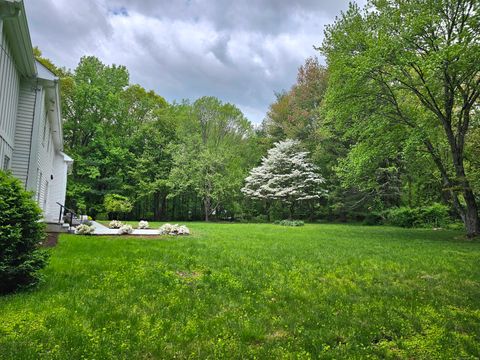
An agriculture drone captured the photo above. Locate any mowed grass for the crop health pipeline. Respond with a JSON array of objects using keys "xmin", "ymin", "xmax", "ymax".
[{"xmin": 0, "ymin": 224, "xmax": 479, "ymax": 359}]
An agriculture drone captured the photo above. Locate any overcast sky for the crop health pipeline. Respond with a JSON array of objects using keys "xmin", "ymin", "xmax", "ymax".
[{"xmin": 24, "ymin": 0, "xmax": 363, "ymax": 124}]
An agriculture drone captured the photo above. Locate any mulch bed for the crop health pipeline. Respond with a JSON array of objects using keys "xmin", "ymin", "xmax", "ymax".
[{"xmin": 43, "ymin": 233, "xmax": 59, "ymax": 247}]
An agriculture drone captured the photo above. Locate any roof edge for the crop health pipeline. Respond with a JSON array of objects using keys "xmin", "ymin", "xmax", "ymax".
[{"xmin": 1, "ymin": 0, "xmax": 36, "ymax": 77}]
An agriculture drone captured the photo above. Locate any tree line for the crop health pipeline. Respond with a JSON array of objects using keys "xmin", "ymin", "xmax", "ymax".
[{"xmin": 34, "ymin": 0, "xmax": 480, "ymax": 236}]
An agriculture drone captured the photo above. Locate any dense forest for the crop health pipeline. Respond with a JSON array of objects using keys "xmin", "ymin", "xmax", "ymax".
[{"xmin": 34, "ymin": 0, "xmax": 480, "ymax": 236}]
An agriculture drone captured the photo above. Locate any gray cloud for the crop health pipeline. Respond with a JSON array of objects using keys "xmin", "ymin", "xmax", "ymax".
[{"xmin": 24, "ymin": 0, "xmax": 365, "ymax": 123}]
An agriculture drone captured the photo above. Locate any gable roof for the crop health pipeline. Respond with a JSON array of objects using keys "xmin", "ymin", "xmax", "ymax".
[
  {"xmin": 36, "ymin": 58, "xmax": 57, "ymax": 81},
  {"xmin": 1, "ymin": 0, "xmax": 36, "ymax": 77}
]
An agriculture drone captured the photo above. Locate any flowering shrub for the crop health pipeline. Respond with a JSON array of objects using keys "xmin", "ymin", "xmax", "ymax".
[
  {"xmin": 109, "ymin": 220, "xmax": 123, "ymax": 229},
  {"xmin": 118, "ymin": 224, "xmax": 133, "ymax": 235},
  {"xmin": 159, "ymin": 223, "xmax": 190, "ymax": 236},
  {"xmin": 275, "ymin": 220, "xmax": 305, "ymax": 227},
  {"xmin": 75, "ymin": 224, "xmax": 95, "ymax": 235},
  {"xmin": 138, "ymin": 220, "xmax": 149, "ymax": 229}
]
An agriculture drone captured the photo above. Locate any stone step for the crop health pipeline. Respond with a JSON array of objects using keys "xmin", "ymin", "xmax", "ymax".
[{"xmin": 46, "ymin": 222, "xmax": 70, "ymax": 233}]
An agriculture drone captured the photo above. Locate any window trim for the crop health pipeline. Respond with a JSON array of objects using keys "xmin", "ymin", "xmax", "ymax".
[{"xmin": 3, "ymin": 155, "xmax": 10, "ymax": 171}]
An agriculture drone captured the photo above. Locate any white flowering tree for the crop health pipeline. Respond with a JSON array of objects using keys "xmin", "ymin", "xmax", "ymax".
[{"xmin": 241, "ymin": 139, "xmax": 326, "ymax": 218}]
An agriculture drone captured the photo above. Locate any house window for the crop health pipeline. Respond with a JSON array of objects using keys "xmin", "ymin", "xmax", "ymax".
[{"xmin": 3, "ymin": 155, "xmax": 10, "ymax": 171}]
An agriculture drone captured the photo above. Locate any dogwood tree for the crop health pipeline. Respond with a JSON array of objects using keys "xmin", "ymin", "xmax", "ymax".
[{"xmin": 242, "ymin": 139, "xmax": 326, "ymax": 217}]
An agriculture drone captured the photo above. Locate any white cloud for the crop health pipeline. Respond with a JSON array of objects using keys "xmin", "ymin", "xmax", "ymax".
[{"xmin": 24, "ymin": 0, "xmax": 365, "ymax": 123}]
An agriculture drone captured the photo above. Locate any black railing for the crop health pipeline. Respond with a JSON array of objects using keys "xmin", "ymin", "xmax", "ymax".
[{"xmin": 56, "ymin": 202, "xmax": 84, "ymax": 228}]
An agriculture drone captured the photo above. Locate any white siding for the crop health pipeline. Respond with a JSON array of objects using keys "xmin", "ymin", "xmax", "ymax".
[
  {"xmin": 35, "ymin": 92, "xmax": 58, "ymax": 219},
  {"xmin": 11, "ymin": 81, "xmax": 36, "ymax": 184},
  {"xmin": 0, "ymin": 8, "xmax": 72, "ymax": 225},
  {"xmin": 0, "ymin": 27, "xmax": 20, "ymax": 170},
  {"xmin": 45, "ymin": 153, "xmax": 70, "ymax": 222}
]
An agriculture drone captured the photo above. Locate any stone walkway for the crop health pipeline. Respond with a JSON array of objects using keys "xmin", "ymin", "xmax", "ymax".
[{"xmin": 90, "ymin": 221, "xmax": 161, "ymax": 236}]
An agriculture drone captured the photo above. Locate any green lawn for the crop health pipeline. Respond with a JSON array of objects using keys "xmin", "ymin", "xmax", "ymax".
[{"xmin": 1, "ymin": 223, "xmax": 479, "ymax": 359}]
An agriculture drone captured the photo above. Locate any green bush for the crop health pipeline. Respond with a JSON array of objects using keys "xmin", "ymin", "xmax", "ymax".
[
  {"xmin": 269, "ymin": 203, "xmax": 289, "ymax": 222},
  {"xmin": 250, "ymin": 215, "xmax": 269, "ymax": 223},
  {"xmin": 94, "ymin": 212, "xmax": 108, "ymax": 221},
  {"xmin": 104, "ymin": 194, "xmax": 133, "ymax": 220},
  {"xmin": 446, "ymin": 222, "xmax": 464, "ymax": 231},
  {"xmin": 385, "ymin": 207, "xmax": 418, "ymax": 227},
  {"xmin": 275, "ymin": 220, "xmax": 305, "ymax": 227},
  {"xmin": 385, "ymin": 203, "xmax": 451, "ymax": 228},
  {"xmin": 0, "ymin": 171, "xmax": 49, "ymax": 294},
  {"xmin": 419, "ymin": 203, "xmax": 450, "ymax": 227},
  {"xmin": 362, "ymin": 212, "xmax": 383, "ymax": 226}
]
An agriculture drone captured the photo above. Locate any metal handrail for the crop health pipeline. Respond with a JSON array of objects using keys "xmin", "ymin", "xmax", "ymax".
[{"xmin": 56, "ymin": 202, "xmax": 83, "ymax": 228}]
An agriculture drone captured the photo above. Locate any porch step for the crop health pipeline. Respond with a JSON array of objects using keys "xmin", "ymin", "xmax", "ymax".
[{"xmin": 46, "ymin": 222, "xmax": 70, "ymax": 233}]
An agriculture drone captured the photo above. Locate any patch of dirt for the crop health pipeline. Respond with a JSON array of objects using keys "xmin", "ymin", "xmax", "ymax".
[
  {"xmin": 43, "ymin": 233, "xmax": 59, "ymax": 247},
  {"xmin": 419, "ymin": 274, "xmax": 440, "ymax": 281},
  {"xmin": 266, "ymin": 330, "xmax": 288, "ymax": 341},
  {"xmin": 176, "ymin": 271, "xmax": 202, "ymax": 280}
]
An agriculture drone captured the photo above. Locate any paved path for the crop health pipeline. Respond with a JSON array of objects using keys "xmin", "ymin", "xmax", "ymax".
[{"xmin": 90, "ymin": 221, "xmax": 161, "ymax": 236}]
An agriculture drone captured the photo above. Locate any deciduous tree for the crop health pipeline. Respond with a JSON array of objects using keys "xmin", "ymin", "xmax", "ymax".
[
  {"xmin": 321, "ymin": 0, "xmax": 480, "ymax": 236},
  {"xmin": 242, "ymin": 139, "xmax": 326, "ymax": 218}
]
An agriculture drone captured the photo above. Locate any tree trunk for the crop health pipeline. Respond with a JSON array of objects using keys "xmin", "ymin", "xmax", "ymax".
[
  {"xmin": 308, "ymin": 201, "xmax": 315, "ymax": 222},
  {"xmin": 160, "ymin": 194, "xmax": 167, "ymax": 220},
  {"xmin": 204, "ymin": 197, "xmax": 210, "ymax": 222},
  {"xmin": 171, "ymin": 198, "xmax": 176, "ymax": 220},
  {"xmin": 265, "ymin": 200, "xmax": 272, "ymax": 222},
  {"xmin": 462, "ymin": 188, "xmax": 480, "ymax": 238},
  {"xmin": 449, "ymin": 116, "xmax": 480, "ymax": 237},
  {"xmin": 424, "ymin": 138, "xmax": 480, "ymax": 237},
  {"xmin": 153, "ymin": 191, "xmax": 161, "ymax": 221}
]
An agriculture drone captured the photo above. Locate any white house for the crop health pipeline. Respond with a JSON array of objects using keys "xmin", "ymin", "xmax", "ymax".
[{"xmin": 0, "ymin": 0, "xmax": 72, "ymax": 225}]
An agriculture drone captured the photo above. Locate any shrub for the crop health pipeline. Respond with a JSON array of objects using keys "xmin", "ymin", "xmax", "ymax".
[
  {"xmin": 159, "ymin": 224, "xmax": 190, "ymax": 235},
  {"xmin": 419, "ymin": 203, "xmax": 450, "ymax": 227},
  {"xmin": 75, "ymin": 224, "xmax": 95, "ymax": 235},
  {"xmin": 446, "ymin": 222, "xmax": 464, "ymax": 231},
  {"xmin": 118, "ymin": 224, "xmax": 133, "ymax": 235},
  {"xmin": 363, "ymin": 212, "xmax": 384, "ymax": 226},
  {"xmin": 385, "ymin": 203, "xmax": 451, "ymax": 228},
  {"xmin": 269, "ymin": 203, "xmax": 289, "ymax": 222},
  {"xmin": 95, "ymin": 212, "xmax": 108, "ymax": 221},
  {"xmin": 0, "ymin": 171, "xmax": 49, "ymax": 294},
  {"xmin": 385, "ymin": 207, "xmax": 418, "ymax": 227},
  {"xmin": 143, "ymin": 212, "xmax": 155, "ymax": 221},
  {"xmin": 275, "ymin": 220, "xmax": 305, "ymax": 227},
  {"xmin": 109, "ymin": 220, "xmax": 123, "ymax": 229},
  {"xmin": 138, "ymin": 220, "xmax": 149, "ymax": 229},
  {"xmin": 250, "ymin": 215, "xmax": 269, "ymax": 223},
  {"xmin": 104, "ymin": 194, "xmax": 133, "ymax": 219}
]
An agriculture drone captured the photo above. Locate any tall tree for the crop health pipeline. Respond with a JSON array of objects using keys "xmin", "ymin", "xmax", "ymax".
[
  {"xmin": 242, "ymin": 139, "xmax": 326, "ymax": 218},
  {"xmin": 62, "ymin": 57, "xmax": 131, "ymax": 215},
  {"xmin": 264, "ymin": 57, "xmax": 328, "ymax": 150},
  {"xmin": 321, "ymin": 0, "xmax": 480, "ymax": 236},
  {"xmin": 169, "ymin": 97, "xmax": 254, "ymax": 221},
  {"xmin": 126, "ymin": 103, "xmax": 184, "ymax": 220}
]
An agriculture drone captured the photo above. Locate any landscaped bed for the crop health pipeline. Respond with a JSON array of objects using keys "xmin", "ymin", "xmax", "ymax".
[{"xmin": 0, "ymin": 223, "xmax": 479, "ymax": 359}]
